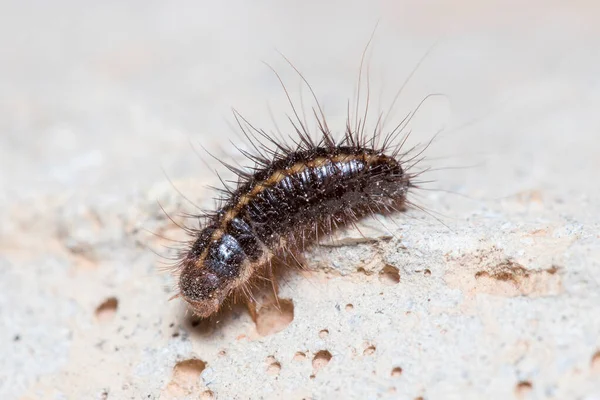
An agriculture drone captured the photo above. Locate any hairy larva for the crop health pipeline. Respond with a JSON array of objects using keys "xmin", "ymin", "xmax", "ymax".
[{"xmin": 172, "ymin": 47, "xmax": 435, "ymax": 320}]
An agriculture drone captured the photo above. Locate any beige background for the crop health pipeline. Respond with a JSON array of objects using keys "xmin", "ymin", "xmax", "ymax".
[{"xmin": 1, "ymin": 1, "xmax": 600, "ymax": 399}]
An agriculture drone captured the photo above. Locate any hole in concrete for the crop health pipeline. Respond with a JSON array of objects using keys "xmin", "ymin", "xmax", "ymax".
[
  {"xmin": 319, "ymin": 329, "xmax": 329, "ymax": 339},
  {"xmin": 591, "ymin": 350, "xmax": 600, "ymax": 371},
  {"xmin": 515, "ymin": 381, "xmax": 533, "ymax": 397},
  {"xmin": 345, "ymin": 303, "xmax": 354, "ymax": 311},
  {"xmin": 95, "ymin": 297, "xmax": 118, "ymax": 322},
  {"xmin": 312, "ymin": 350, "xmax": 332, "ymax": 372},
  {"xmin": 379, "ymin": 265, "xmax": 400, "ymax": 285},
  {"xmin": 424, "ymin": 269, "xmax": 431, "ymax": 276},
  {"xmin": 170, "ymin": 359, "xmax": 206, "ymax": 390},
  {"xmin": 200, "ymin": 390, "xmax": 214, "ymax": 400},
  {"xmin": 255, "ymin": 298, "xmax": 294, "ymax": 336},
  {"xmin": 363, "ymin": 345, "xmax": 376, "ymax": 356},
  {"xmin": 391, "ymin": 367, "xmax": 403, "ymax": 377},
  {"xmin": 267, "ymin": 361, "xmax": 281, "ymax": 376},
  {"xmin": 99, "ymin": 389, "xmax": 109, "ymax": 400},
  {"xmin": 265, "ymin": 356, "xmax": 282, "ymax": 375},
  {"xmin": 293, "ymin": 351, "xmax": 306, "ymax": 361},
  {"xmin": 190, "ymin": 317, "xmax": 201, "ymax": 328},
  {"xmin": 265, "ymin": 355, "xmax": 277, "ymax": 364}
]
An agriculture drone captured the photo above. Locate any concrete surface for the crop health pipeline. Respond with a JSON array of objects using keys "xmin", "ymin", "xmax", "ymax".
[{"xmin": 1, "ymin": 1, "xmax": 600, "ymax": 399}]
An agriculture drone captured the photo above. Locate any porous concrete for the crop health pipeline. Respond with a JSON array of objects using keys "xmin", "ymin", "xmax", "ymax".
[{"xmin": 1, "ymin": 1, "xmax": 600, "ymax": 399}]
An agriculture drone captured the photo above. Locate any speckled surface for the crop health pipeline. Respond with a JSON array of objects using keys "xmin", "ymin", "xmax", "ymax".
[{"xmin": 2, "ymin": 1, "xmax": 600, "ymax": 400}]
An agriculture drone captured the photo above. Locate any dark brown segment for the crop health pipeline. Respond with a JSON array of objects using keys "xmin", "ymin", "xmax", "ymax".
[
  {"xmin": 237, "ymin": 150, "xmax": 406, "ymax": 244},
  {"xmin": 227, "ymin": 217, "xmax": 263, "ymax": 261},
  {"xmin": 187, "ymin": 227, "xmax": 218, "ymax": 258}
]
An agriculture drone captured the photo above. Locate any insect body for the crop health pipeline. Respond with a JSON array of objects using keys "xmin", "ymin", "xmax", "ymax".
[{"xmin": 177, "ymin": 132, "xmax": 413, "ymax": 318}]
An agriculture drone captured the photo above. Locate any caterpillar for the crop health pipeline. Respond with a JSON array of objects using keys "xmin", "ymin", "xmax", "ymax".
[{"xmin": 172, "ymin": 51, "xmax": 433, "ymax": 320}]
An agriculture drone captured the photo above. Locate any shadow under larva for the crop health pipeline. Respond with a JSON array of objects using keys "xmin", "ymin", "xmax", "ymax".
[{"xmin": 166, "ymin": 42, "xmax": 446, "ymax": 323}]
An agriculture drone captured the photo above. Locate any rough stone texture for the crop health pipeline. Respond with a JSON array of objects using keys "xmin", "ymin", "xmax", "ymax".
[{"xmin": 1, "ymin": 1, "xmax": 600, "ymax": 400}]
